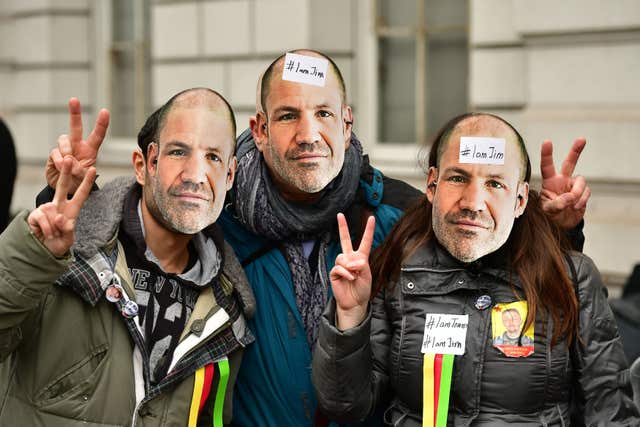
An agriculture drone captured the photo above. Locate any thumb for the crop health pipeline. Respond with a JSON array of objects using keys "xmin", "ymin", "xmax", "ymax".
[{"xmin": 542, "ymin": 192, "xmax": 575, "ymax": 214}]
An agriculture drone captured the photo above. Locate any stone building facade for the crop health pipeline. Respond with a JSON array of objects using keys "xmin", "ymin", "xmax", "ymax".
[{"xmin": 0, "ymin": 0, "xmax": 638, "ymax": 288}]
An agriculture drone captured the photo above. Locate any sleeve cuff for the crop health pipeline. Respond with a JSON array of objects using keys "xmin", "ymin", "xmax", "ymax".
[{"xmin": 318, "ymin": 298, "xmax": 372, "ymax": 360}]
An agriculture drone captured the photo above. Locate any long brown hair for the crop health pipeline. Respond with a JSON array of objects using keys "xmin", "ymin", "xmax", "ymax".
[{"xmin": 371, "ymin": 113, "xmax": 578, "ymax": 346}]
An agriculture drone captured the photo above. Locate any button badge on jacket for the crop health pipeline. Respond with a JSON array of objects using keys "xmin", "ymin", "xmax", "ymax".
[
  {"xmin": 106, "ymin": 283, "xmax": 124, "ymax": 302},
  {"xmin": 105, "ymin": 273, "xmax": 139, "ymax": 319},
  {"xmin": 491, "ymin": 301, "xmax": 534, "ymax": 357},
  {"xmin": 474, "ymin": 294, "xmax": 492, "ymax": 310}
]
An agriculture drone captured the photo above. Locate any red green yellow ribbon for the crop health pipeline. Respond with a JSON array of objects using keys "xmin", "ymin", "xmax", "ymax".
[
  {"xmin": 213, "ymin": 358, "xmax": 230, "ymax": 426},
  {"xmin": 423, "ymin": 353, "xmax": 454, "ymax": 427},
  {"xmin": 187, "ymin": 358, "xmax": 230, "ymax": 427},
  {"xmin": 422, "ymin": 353, "xmax": 435, "ymax": 424}
]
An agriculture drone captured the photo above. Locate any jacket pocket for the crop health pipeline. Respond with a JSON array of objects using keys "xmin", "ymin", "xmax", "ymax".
[
  {"xmin": 383, "ymin": 399, "xmax": 423, "ymax": 426},
  {"xmin": 35, "ymin": 344, "xmax": 109, "ymax": 406},
  {"xmin": 1, "ymin": 392, "xmax": 124, "ymax": 427}
]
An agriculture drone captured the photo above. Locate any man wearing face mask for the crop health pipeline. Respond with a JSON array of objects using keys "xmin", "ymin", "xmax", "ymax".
[
  {"xmin": 0, "ymin": 88, "xmax": 255, "ymax": 426},
  {"xmin": 220, "ymin": 49, "xmax": 423, "ymax": 426}
]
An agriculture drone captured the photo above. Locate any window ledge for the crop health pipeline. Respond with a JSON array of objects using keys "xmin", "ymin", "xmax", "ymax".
[{"xmin": 368, "ymin": 143, "xmax": 426, "ymax": 186}]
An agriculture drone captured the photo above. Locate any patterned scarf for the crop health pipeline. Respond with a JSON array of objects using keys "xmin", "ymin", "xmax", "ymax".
[{"xmin": 233, "ymin": 129, "xmax": 363, "ymax": 345}]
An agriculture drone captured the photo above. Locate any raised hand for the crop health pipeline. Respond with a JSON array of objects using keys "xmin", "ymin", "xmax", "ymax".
[
  {"xmin": 45, "ymin": 98, "xmax": 109, "ymax": 193},
  {"xmin": 29, "ymin": 156, "xmax": 97, "ymax": 257},
  {"xmin": 540, "ymin": 138, "xmax": 591, "ymax": 229},
  {"xmin": 330, "ymin": 213, "xmax": 376, "ymax": 331}
]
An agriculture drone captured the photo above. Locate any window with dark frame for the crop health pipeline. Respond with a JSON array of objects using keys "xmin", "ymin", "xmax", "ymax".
[{"xmin": 375, "ymin": 0, "xmax": 469, "ymax": 145}]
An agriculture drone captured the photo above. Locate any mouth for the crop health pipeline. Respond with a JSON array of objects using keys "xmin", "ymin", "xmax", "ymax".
[
  {"xmin": 291, "ymin": 153, "xmax": 328, "ymax": 162},
  {"xmin": 452, "ymin": 219, "xmax": 487, "ymax": 230},
  {"xmin": 173, "ymin": 192, "xmax": 210, "ymax": 203}
]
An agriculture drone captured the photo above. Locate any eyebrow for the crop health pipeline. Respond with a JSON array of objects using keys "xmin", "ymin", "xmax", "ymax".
[
  {"xmin": 272, "ymin": 106, "xmax": 301, "ymax": 115},
  {"xmin": 486, "ymin": 173, "xmax": 506, "ymax": 180},
  {"xmin": 316, "ymin": 103, "xmax": 335, "ymax": 110},
  {"xmin": 442, "ymin": 167, "xmax": 507, "ymax": 180},
  {"xmin": 163, "ymin": 140, "xmax": 225, "ymax": 156},
  {"xmin": 442, "ymin": 167, "xmax": 470, "ymax": 177},
  {"xmin": 163, "ymin": 141, "xmax": 190, "ymax": 151},
  {"xmin": 272, "ymin": 103, "xmax": 337, "ymax": 115}
]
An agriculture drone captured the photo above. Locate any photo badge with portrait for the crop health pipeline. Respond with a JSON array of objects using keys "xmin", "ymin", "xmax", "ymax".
[{"xmin": 491, "ymin": 301, "xmax": 534, "ymax": 357}]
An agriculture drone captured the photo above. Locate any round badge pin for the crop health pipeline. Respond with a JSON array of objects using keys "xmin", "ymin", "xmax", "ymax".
[
  {"xmin": 122, "ymin": 300, "xmax": 139, "ymax": 318},
  {"xmin": 475, "ymin": 294, "xmax": 492, "ymax": 310},
  {"xmin": 105, "ymin": 283, "xmax": 124, "ymax": 303}
]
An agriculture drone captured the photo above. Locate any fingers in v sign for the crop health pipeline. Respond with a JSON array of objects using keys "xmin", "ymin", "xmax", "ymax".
[
  {"xmin": 46, "ymin": 98, "xmax": 110, "ymax": 192},
  {"xmin": 331, "ymin": 212, "xmax": 376, "ymax": 330},
  {"xmin": 29, "ymin": 156, "xmax": 97, "ymax": 257},
  {"xmin": 539, "ymin": 138, "xmax": 590, "ymax": 229}
]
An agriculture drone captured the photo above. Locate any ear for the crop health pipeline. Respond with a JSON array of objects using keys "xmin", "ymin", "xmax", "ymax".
[
  {"xmin": 226, "ymin": 156, "xmax": 237, "ymax": 191},
  {"xmin": 248, "ymin": 115, "xmax": 259, "ymax": 141},
  {"xmin": 132, "ymin": 148, "xmax": 146, "ymax": 185},
  {"xmin": 514, "ymin": 182, "xmax": 529, "ymax": 217},
  {"xmin": 254, "ymin": 112, "xmax": 268, "ymax": 153},
  {"xmin": 426, "ymin": 166, "xmax": 438, "ymax": 203},
  {"xmin": 342, "ymin": 105, "xmax": 353, "ymax": 147},
  {"xmin": 146, "ymin": 142, "xmax": 159, "ymax": 177}
]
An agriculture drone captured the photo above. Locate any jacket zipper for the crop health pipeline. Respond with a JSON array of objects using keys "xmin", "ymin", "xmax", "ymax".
[
  {"xmin": 130, "ymin": 312, "xmax": 233, "ymax": 427},
  {"xmin": 401, "ymin": 266, "xmax": 463, "ymax": 273}
]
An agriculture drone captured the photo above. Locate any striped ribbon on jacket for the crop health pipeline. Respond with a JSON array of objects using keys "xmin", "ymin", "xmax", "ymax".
[{"xmin": 188, "ymin": 357, "xmax": 230, "ymax": 427}]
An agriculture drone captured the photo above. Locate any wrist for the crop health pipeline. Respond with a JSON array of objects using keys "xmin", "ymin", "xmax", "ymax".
[{"xmin": 336, "ymin": 304, "xmax": 368, "ymax": 331}]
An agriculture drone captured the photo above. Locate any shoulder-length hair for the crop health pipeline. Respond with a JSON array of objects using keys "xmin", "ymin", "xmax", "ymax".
[{"xmin": 371, "ymin": 113, "xmax": 578, "ymax": 346}]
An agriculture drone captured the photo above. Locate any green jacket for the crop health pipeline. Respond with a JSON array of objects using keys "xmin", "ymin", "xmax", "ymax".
[{"xmin": 0, "ymin": 178, "xmax": 255, "ymax": 427}]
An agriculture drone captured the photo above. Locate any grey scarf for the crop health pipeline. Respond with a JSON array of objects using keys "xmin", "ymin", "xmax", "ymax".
[{"xmin": 234, "ymin": 129, "xmax": 363, "ymax": 345}]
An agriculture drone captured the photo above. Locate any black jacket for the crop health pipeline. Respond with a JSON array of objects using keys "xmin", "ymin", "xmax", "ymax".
[
  {"xmin": 0, "ymin": 118, "xmax": 16, "ymax": 233},
  {"xmin": 312, "ymin": 242, "xmax": 639, "ymax": 426}
]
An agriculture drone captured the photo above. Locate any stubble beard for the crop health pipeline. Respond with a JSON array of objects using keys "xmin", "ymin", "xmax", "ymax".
[
  {"xmin": 431, "ymin": 206, "xmax": 510, "ymax": 263},
  {"xmin": 147, "ymin": 174, "xmax": 216, "ymax": 235},
  {"xmin": 268, "ymin": 142, "xmax": 341, "ymax": 194}
]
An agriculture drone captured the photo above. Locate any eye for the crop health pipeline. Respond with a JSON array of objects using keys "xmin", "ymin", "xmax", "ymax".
[
  {"xmin": 447, "ymin": 175, "xmax": 466, "ymax": 183},
  {"xmin": 168, "ymin": 149, "xmax": 186, "ymax": 156},
  {"xmin": 207, "ymin": 153, "xmax": 221, "ymax": 162},
  {"xmin": 277, "ymin": 113, "xmax": 296, "ymax": 121},
  {"xmin": 317, "ymin": 110, "xmax": 333, "ymax": 118},
  {"xmin": 487, "ymin": 180, "xmax": 505, "ymax": 189}
]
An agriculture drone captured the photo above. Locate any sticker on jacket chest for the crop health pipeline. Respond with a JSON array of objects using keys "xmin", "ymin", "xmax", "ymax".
[
  {"xmin": 491, "ymin": 301, "xmax": 534, "ymax": 357},
  {"xmin": 421, "ymin": 314, "xmax": 469, "ymax": 355}
]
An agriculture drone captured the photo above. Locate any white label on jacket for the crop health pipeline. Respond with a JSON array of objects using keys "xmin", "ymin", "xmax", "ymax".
[
  {"xmin": 281, "ymin": 53, "xmax": 329, "ymax": 87},
  {"xmin": 421, "ymin": 313, "xmax": 468, "ymax": 355},
  {"xmin": 459, "ymin": 137, "xmax": 505, "ymax": 164}
]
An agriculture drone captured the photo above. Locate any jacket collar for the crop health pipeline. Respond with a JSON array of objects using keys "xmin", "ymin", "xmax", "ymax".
[
  {"xmin": 403, "ymin": 239, "xmax": 524, "ymax": 290},
  {"xmin": 72, "ymin": 176, "xmax": 134, "ymax": 259}
]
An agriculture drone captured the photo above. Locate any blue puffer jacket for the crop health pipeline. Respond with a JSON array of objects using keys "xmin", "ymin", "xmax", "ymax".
[{"xmin": 221, "ymin": 130, "xmax": 422, "ymax": 427}]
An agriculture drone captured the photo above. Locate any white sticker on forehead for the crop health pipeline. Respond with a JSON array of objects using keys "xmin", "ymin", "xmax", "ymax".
[
  {"xmin": 281, "ymin": 53, "xmax": 329, "ymax": 87},
  {"xmin": 459, "ymin": 137, "xmax": 506, "ymax": 165}
]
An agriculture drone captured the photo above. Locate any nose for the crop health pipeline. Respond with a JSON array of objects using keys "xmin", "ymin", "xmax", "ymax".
[
  {"xmin": 181, "ymin": 154, "xmax": 207, "ymax": 183},
  {"xmin": 295, "ymin": 112, "xmax": 321, "ymax": 145},
  {"xmin": 458, "ymin": 180, "xmax": 487, "ymax": 212}
]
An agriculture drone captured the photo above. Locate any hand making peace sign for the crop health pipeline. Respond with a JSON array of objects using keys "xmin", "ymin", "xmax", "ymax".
[
  {"xmin": 29, "ymin": 156, "xmax": 97, "ymax": 257},
  {"xmin": 540, "ymin": 138, "xmax": 591, "ymax": 229},
  {"xmin": 330, "ymin": 213, "xmax": 376, "ymax": 331},
  {"xmin": 45, "ymin": 98, "xmax": 109, "ymax": 193}
]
